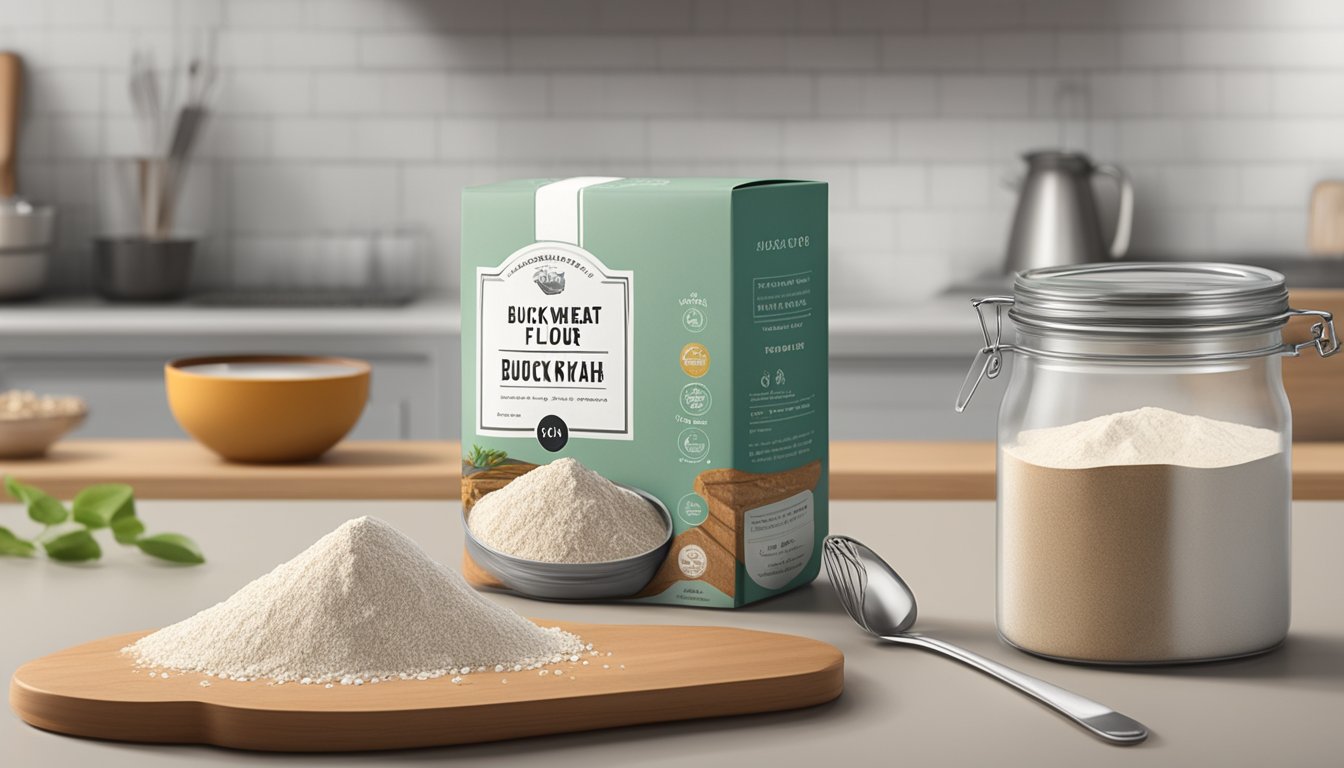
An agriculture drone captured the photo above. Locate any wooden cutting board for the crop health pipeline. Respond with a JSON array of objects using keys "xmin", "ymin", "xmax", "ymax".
[{"xmin": 9, "ymin": 621, "xmax": 844, "ymax": 752}]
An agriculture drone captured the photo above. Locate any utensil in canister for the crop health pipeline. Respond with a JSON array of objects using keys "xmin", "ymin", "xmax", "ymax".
[
  {"xmin": 822, "ymin": 535, "xmax": 1149, "ymax": 746},
  {"xmin": 0, "ymin": 51, "xmax": 56, "ymax": 300},
  {"xmin": 1004, "ymin": 150, "xmax": 1133, "ymax": 274}
]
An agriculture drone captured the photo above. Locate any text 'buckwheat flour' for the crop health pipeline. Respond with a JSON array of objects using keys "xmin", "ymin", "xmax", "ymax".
[
  {"xmin": 467, "ymin": 457, "xmax": 667, "ymax": 564},
  {"xmin": 125, "ymin": 516, "xmax": 583, "ymax": 683}
]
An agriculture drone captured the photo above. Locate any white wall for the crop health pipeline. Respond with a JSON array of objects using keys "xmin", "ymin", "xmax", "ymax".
[{"xmin": 6, "ymin": 0, "xmax": 1344, "ymax": 302}]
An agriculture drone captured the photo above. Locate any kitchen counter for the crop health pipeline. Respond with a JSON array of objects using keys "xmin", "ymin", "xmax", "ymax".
[
  {"xmin": 5, "ymin": 498, "xmax": 1342, "ymax": 766},
  {"xmin": 12, "ymin": 439, "xmax": 1344, "ymax": 500}
]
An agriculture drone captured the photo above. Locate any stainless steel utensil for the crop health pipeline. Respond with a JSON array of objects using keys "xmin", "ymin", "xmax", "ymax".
[
  {"xmin": 0, "ymin": 51, "xmax": 55, "ymax": 299},
  {"xmin": 822, "ymin": 535, "xmax": 1150, "ymax": 746},
  {"xmin": 1004, "ymin": 150, "xmax": 1133, "ymax": 274}
]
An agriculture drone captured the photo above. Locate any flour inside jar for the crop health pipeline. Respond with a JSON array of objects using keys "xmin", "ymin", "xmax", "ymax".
[{"xmin": 1000, "ymin": 407, "xmax": 1289, "ymax": 663}]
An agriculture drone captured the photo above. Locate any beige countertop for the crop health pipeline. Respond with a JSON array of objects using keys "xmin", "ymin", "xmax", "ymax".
[
  {"xmin": 12, "ymin": 439, "xmax": 1344, "ymax": 500},
  {"xmin": 4, "ymin": 498, "xmax": 1342, "ymax": 766}
]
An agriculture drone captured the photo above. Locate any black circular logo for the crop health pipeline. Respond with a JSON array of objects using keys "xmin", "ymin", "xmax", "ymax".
[{"xmin": 536, "ymin": 415, "xmax": 569, "ymax": 452}]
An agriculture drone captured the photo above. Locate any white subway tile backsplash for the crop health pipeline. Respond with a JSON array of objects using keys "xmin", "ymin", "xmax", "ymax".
[
  {"xmin": 1156, "ymin": 73, "xmax": 1218, "ymax": 115},
  {"xmin": 831, "ymin": 211, "xmax": 899, "ymax": 252},
  {"xmin": 361, "ymin": 33, "xmax": 508, "ymax": 69},
  {"xmin": 266, "ymin": 32, "xmax": 361, "ymax": 68},
  {"xmin": 1090, "ymin": 73, "xmax": 1158, "ymax": 116},
  {"xmin": 938, "ymin": 76, "xmax": 1033, "ymax": 117},
  {"xmin": 109, "ymin": 0, "xmax": 174, "ymax": 28},
  {"xmin": 272, "ymin": 118, "xmax": 354, "ymax": 159},
  {"xmin": 836, "ymin": 1, "xmax": 925, "ymax": 33},
  {"xmin": 47, "ymin": 0, "xmax": 111, "ymax": 27},
  {"xmin": 1056, "ymin": 33, "xmax": 1118, "ymax": 71},
  {"xmin": 855, "ymin": 163, "xmax": 926, "ymax": 208},
  {"xmin": 816, "ymin": 74, "xmax": 937, "ymax": 116},
  {"xmin": 354, "ymin": 119, "xmax": 437, "ymax": 160},
  {"xmin": 313, "ymin": 72, "xmax": 383, "ymax": 114},
  {"xmin": 929, "ymin": 165, "xmax": 992, "ymax": 206},
  {"xmin": 230, "ymin": 163, "xmax": 398, "ymax": 232},
  {"xmin": 649, "ymin": 119, "xmax": 782, "ymax": 160},
  {"xmin": 11, "ymin": 0, "xmax": 1344, "ymax": 295},
  {"xmin": 509, "ymin": 35, "xmax": 657, "ymax": 70},
  {"xmin": 784, "ymin": 119, "xmax": 895, "ymax": 160},
  {"xmin": 982, "ymin": 34, "xmax": 1055, "ymax": 72},
  {"xmin": 1119, "ymin": 32, "xmax": 1181, "ymax": 69},
  {"xmin": 1241, "ymin": 164, "xmax": 1340, "ymax": 207},
  {"xmin": 1272, "ymin": 73, "xmax": 1344, "ymax": 115},
  {"xmin": 216, "ymin": 71, "xmax": 311, "ymax": 115},
  {"xmin": 1021, "ymin": 0, "xmax": 1113, "ymax": 30},
  {"xmin": 657, "ymin": 36, "xmax": 787, "ymax": 71},
  {"xmin": 897, "ymin": 119, "xmax": 993, "ymax": 160},
  {"xmin": 1218, "ymin": 72, "xmax": 1272, "ymax": 116},
  {"xmin": 304, "ymin": 0, "xmax": 389, "ymax": 30},
  {"xmin": 880, "ymin": 35, "xmax": 980, "ymax": 71},
  {"xmin": 498, "ymin": 118, "xmax": 646, "ymax": 161},
  {"xmin": 928, "ymin": 0, "xmax": 1023, "ymax": 32},
  {"xmin": 437, "ymin": 119, "xmax": 500, "ymax": 160},
  {"xmin": 785, "ymin": 36, "xmax": 881, "ymax": 71},
  {"xmin": 226, "ymin": 0, "xmax": 307, "ymax": 30},
  {"xmin": 1183, "ymin": 31, "xmax": 1344, "ymax": 69}
]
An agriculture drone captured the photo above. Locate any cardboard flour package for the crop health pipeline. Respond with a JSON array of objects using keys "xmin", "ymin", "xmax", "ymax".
[{"xmin": 460, "ymin": 177, "xmax": 827, "ymax": 608}]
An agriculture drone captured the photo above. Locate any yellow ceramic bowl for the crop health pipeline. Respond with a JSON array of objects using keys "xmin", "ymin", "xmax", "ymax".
[{"xmin": 165, "ymin": 355, "xmax": 371, "ymax": 463}]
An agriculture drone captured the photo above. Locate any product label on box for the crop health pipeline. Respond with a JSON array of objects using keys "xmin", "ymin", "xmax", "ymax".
[
  {"xmin": 743, "ymin": 489, "xmax": 814, "ymax": 589},
  {"xmin": 476, "ymin": 242, "xmax": 634, "ymax": 441}
]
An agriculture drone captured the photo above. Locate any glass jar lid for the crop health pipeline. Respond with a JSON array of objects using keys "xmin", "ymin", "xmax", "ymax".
[
  {"xmin": 954, "ymin": 262, "xmax": 1339, "ymax": 413},
  {"xmin": 1010, "ymin": 262, "xmax": 1289, "ymax": 336}
]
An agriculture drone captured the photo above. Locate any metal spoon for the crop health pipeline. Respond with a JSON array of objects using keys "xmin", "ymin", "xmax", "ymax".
[{"xmin": 822, "ymin": 535, "xmax": 1149, "ymax": 746}]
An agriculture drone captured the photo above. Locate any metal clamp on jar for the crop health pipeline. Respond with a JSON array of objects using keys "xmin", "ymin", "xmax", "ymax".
[{"xmin": 956, "ymin": 263, "xmax": 1337, "ymax": 664}]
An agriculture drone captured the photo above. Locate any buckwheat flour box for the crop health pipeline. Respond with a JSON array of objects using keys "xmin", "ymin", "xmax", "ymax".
[{"xmin": 460, "ymin": 177, "xmax": 828, "ymax": 608}]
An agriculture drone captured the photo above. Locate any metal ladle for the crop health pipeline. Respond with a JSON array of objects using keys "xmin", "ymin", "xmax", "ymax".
[{"xmin": 822, "ymin": 535, "xmax": 1149, "ymax": 746}]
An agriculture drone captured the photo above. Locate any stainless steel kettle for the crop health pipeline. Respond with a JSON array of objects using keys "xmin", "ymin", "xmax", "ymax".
[{"xmin": 1004, "ymin": 150, "xmax": 1133, "ymax": 273}]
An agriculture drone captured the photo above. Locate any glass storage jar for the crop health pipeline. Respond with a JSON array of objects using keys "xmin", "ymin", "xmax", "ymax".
[{"xmin": 957, "ymin": 263, "xmax": 1338, "ymax": 664}]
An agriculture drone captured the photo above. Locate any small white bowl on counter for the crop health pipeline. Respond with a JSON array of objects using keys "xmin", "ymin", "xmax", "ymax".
[{"xmin": 0, "ymin": 390, "xmax": 87, "ymax": 458}]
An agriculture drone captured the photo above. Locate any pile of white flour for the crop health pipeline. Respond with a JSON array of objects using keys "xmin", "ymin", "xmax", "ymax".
[
  {"xmin": 468, "ymin": 457, "xmax": 668, "ymax": 563},
  {"xmin": 126, "ymin": 516, "xmax": 583, "ymax": 683},
  {"xmin": 1006, "ymin": 406, "xmax": 1282, "ymax": 468}
]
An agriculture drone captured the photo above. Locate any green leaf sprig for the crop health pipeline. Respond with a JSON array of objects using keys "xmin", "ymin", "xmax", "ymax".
[
  {"xmin": 2, "ymin": 477, "xmax": 204, "ymax": 565},
  {"xmin": 467, "ymin": 444, "xmax": 509, "ymax": 469}
]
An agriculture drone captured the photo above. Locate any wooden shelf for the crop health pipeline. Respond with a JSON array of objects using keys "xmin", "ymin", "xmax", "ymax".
[{"xmin": 6, "ymin": 439, "xmax": 1344, "ymax": 500}]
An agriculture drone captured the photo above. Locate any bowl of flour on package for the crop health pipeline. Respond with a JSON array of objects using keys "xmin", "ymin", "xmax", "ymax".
[{"xmin": 462, "ymin": 456, "xmax": 674, "ymax": 600}]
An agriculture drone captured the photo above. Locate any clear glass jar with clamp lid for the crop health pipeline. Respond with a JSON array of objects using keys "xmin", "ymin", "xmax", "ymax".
[{"xmin": 956, "ymin": 263, "xmax": 1338, "ymax": 664}]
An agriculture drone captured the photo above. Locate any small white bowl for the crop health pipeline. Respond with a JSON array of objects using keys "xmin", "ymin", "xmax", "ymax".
[{"xmin": 0, "ymin": 410, "xmax": 88, "ymax": 458}]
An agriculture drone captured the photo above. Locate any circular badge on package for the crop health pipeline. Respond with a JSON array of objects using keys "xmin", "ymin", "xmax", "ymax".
[
  {"xmin": 678, "ymin": 544, "xmax": 708, "ymax": 578},
  {"xmin": 679, "ymin": 382, "xmax": 712, "ymax": 416},
  {"xmin": 679, "ymin": 343, "xmax": 710, "ymax": 378},
  {"xmin": 676, "ymin": 493, "xmax": 709, "ymax": 527},
  {"xmin": 536, "ymin": 414, "xmax": 569, "ymax": 452}
]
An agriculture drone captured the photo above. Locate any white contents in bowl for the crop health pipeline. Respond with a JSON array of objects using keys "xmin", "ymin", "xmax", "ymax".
[
  {"xmin": 0, "ymin": 390, "xmax": 85, "ymax": 420},
  {"xmin": 125, "ymin": 516, "xmax": 583, "ymax": 683},
  {"xmin": 468, "ymin": 457, "xmax": 668, "ymax": 564},
  {"xmin": 179, "ymin": 362, "xmax": 361, "ymax": 380}
]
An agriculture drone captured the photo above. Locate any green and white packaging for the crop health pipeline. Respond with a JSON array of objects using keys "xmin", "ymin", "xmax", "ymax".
[{"xmin": 461, "ymin": 177, "xmax": 828, "ymax": 608}]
